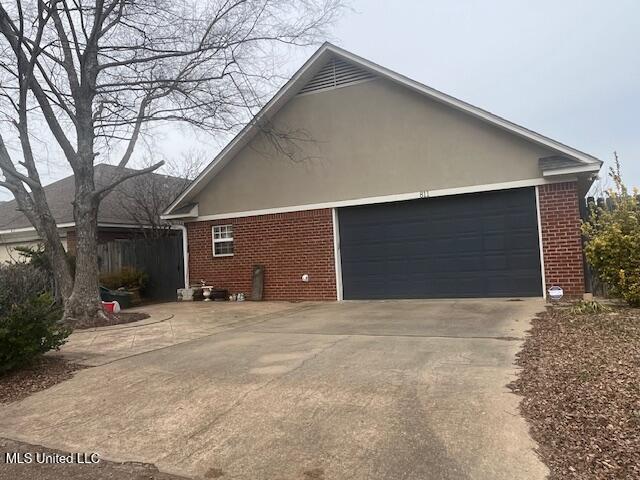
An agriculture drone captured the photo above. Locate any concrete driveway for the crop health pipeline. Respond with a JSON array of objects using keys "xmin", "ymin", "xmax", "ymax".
[{"xmin": 0, "ymin": 299, "xmax": 548, "ymax": 480}]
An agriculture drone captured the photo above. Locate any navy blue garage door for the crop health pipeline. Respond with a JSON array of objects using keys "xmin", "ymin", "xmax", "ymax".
[{"xmin": 338, "ymin": 188, "xmax": 542, "ymax": 299}]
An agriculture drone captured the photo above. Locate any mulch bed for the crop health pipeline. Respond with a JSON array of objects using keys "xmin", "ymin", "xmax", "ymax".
[
  {"xmin": 74, "ymin": 311, "xmax": 149, "ymax": 330},
  {"xmin": 510, "ymin": 306, "xmax": 640, "ymax": 479},
  {"xmin": 0, "ymin": 356, "xmax": 85, "ymax": 404}
]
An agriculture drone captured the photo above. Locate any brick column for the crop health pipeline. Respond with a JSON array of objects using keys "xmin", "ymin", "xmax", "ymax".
[{"xmin": 538, "ymin": 182, "xmax": 585, "ymax": 297}]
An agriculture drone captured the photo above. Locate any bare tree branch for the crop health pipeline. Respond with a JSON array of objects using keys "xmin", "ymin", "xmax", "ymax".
[
  {"xmin": 0, "ymin": 179, "xmax": 18, "ymax": 192},
  {"xmin": 113, "ymin": 152, "xmax": 203, "ymax": 237},
  {"xmin": 115, "ymin": 95, "xmax": 149, "ymax": 168},
  {"xmin": 95, "ymin": 160, "xmax": 164, "ymax": 198}
]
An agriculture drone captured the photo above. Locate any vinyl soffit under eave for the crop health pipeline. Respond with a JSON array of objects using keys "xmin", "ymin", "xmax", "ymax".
[{"xmin": 164, "ymin": 43, "xmax": 601, "ymax": 216}]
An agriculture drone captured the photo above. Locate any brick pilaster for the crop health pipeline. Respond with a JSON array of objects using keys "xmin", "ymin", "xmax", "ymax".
[{"xmin": 538, "ymin": 182, "xmax": 585, "ymax": 297}]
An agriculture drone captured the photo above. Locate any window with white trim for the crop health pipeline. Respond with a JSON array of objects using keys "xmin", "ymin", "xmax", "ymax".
[{"xmin": 212, "ymin": 225, "xmax": 234, "ymax": 256}]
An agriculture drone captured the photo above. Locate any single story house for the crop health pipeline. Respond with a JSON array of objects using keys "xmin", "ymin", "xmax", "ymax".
[
  {"xmin": 0, "ymin": 164, "xmax": 187, "ymax": 267},
  {"xmin": 163, "ymin": 43, "xmax": 602, "ymax": 301}
]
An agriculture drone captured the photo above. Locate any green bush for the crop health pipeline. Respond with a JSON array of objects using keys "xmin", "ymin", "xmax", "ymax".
[
  {"xmin": 0, "ymin": 293, "xmax": 69, "ymax": 373},
  {"xmin": 0, "ymin": 263, "xmax": 70, "ymax": 373},
  {"xmin": 99, "ymin": 266, "xmax": 148, "ymax": 291},
  {"xmin": 582, "ymin": 157, "xmax": 640, "ymax": 307}
]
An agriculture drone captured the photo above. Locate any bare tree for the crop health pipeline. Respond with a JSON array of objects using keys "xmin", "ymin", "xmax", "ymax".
[
  {"xmin": 0, "ymin": 0, "xmax": 342, "ymax": 324},
  {"xmin": 114, "ymin": 151, "xmax": 206, "ymax": 237}
]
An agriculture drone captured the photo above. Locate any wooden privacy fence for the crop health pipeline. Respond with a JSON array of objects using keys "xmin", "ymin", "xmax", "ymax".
[{"xmin": 97, "ymin": 233, "xmax": 184, "ymax": 301}]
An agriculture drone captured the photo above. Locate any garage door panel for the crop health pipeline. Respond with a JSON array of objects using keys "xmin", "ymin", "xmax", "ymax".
[
  {"xmin": 483, "ymin": 235, "xmax": 506, "ymax": 250},
  {"xmin": 456, "ymin": 236, "xmax": 484, "ymax": 251},
  {"xmin": 339, "ymin": 187, "xmax": 542, "ymax": 299},
  {"xmin": 511, "ymin": 251, "xmax": 541, "ymax": 268},
  {"xmin": 483, "ymin": 254, "xmax": 508, "ymax": 270}
]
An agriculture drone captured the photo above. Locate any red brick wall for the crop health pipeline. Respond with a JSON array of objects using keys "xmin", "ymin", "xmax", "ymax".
[
  {"xmin": 538, "ymin": 182, "xmax": 585, "ymax": 297},
  {"xmin": 186, "ymin": 209, "xmax": 337, "ymax": 300}
]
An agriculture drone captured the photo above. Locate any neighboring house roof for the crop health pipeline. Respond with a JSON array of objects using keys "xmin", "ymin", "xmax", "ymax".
[
  {"xmin": 164, "ymin": 42, "xmax": 602, "ymax": 216},
  {"xmin": 0, "ymin": 164, "xmax": 187, "ymax": 233}
]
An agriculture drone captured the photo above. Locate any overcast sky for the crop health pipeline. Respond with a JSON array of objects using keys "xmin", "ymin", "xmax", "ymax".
[
  {"xmin": 1, "ymin": 0, "xmax": 638, "ymax": 202},
  {"xmin": 327, "ymin": 0, "xmax": 639, "ymax": 188}
]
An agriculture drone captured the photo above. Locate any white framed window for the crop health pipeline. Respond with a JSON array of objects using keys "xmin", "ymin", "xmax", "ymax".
[{"xmin": 212, "ymin": 224, "xmax": 234, "ymax": 257}]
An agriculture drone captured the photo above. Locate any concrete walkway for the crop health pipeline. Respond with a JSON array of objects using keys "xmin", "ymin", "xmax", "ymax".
[
  {"xmin": 57, "ymin": 301, "xmax": 313, "ymax": 366},
  {"xmin": 0, "ymin": 299, "xmax": 548, "ymax": 480}
]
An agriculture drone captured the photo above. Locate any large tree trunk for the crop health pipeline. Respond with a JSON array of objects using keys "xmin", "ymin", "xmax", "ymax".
[
  {"xmin": 63, "ymin": 53, "xmax": 105, "ymax": 326},
  {"xmin": 64, "ymin": 194, "xmax": 104, "ymax": 326},
  {"xmin": 63, "ymin": 139, "xmax": 105, "ymax": 326}
]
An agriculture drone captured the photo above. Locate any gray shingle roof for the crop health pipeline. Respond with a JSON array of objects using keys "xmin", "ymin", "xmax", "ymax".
[{"xmin": 0, "ymin": 164, "xmax": 187, "ymax": 232}]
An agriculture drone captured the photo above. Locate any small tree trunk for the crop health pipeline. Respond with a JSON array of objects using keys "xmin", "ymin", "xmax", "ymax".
[
  {"xmin": 40, "ymin": 220, "xmax": 74, "ymax": 301},
  {"xmin": 64, "ymin": 195, "xmax": 104, "ymax": 326},
  {"xmin": 31, "ymin": 187, "xmax": 74, "ymax": 300}
]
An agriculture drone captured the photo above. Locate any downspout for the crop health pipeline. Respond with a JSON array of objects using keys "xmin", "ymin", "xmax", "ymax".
[{"xmin": 170, "ymin": 224, "xmax": 190, "ymax": 288}]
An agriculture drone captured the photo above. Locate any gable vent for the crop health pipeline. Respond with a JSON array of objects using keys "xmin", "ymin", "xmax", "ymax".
[{"xmin": 298, "ymin": 58, "xmax": 376, "ymax": 95}]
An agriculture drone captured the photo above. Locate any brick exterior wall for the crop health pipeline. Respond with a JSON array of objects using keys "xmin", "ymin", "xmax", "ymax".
[
  {"xmin": 538, "ymin": 181, "xmax": 585, "ymax": 297},
  {"xmin": 186, "ymin": 208, "xmax": 337, "ymax": 301},
  {"xmin": 183, "ymin": 184, "xmax": 586, "ymax": 301}
]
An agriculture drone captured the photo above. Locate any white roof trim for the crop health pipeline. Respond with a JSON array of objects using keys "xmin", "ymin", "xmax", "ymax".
[
  {"xmin": 0, "ymin": 222, "xmax": 76, "ymax": 235},
  {"xmin": 0, "ymin": 221, "xmax": 164, "ymax": 236},
  {"xmin": 188, "ymin": 177, "xmax": 574, "ymax": 222},
  {"xmin": 160, "ymin": 203, "xmax": 198, "ymax": 220},
  {"xmin": 164, "ymin": 42, "xmax": 602, "ymax": 216}
]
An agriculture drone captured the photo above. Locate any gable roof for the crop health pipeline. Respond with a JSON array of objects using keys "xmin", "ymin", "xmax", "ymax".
[
  {"xmin": 164, "ymin": 42, "xmax": 602, "ymax": 215},
  {"xmin": 0, "ymin": 164, "xmax": 187, "ymax": 233}
]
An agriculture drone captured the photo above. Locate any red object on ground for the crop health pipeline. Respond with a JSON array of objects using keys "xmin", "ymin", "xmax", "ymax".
[{"xmin": 101, "ymin": 301, "xmax": 120, "ymax": 314}]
